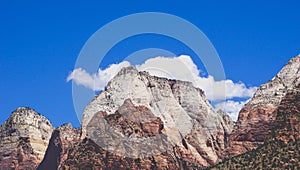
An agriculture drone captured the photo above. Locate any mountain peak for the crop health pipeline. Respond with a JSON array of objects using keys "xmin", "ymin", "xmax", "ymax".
[
  {"xmin": 12, "ymin": 107, "xmax": 40, "ymax": 117},
  {"xmin": 212, "ymin": 84, "xmax": 300, "ymax": 169},
  {"xmin": 275, "ymin": 54, "xmax": 300, "ymax": 88},
  {"xmin": 81, "ymin": 65, "xmax": 233, "ymax": 166},
  {"xmin": 289, "ymin": 53, "xmax": 300, "ymax": 62},
  {"xmin": 15, "ymin": 106, "xmax": 33, "ymax": 111},
  {"xmin": 116, "ymin": 66, "xmax": 138, "ymax": 76},
  {"xmin": 0, "ymin": 108, "xmax": 54, "ymax": 169},
  {"xmin": 5, "ymin": 107, "xmax": 52, "ymax": 128},
  {"xmin": 228, "ymin": 54, "xmax": 300, "ymax": 156}
]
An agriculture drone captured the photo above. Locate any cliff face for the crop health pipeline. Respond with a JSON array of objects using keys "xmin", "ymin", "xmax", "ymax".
[
  {"xmin": 60, "ymin": 100, "xmax": 199, "ymax": 169},
  {"xmin": 79, "ymin": 66, "xmax": 233, "ymax": 167},
  {"xmin": 210, "ymin": 84, "xmax": 300, "ymax": 169},
  {"xmin": 227, "ymin": 54, "xmax": 300, "ymax": 156},
  {"xmin": 0, "ymin": 107, "xmax": 54, "ymax": 170},
  {"xmin": 37, "ymin": 123, "xmax": 81, "ymax": 170}
]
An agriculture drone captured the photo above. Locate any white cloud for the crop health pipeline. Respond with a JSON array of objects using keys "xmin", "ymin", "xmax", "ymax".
[
  {"xmin": 136, "ymin": 55, "xmax": 257, "ymax": 101},
  {"xmin": 67, "ymin": 61, "xmax": 130, "ymax": 91},
  {"xmin": 196, "ymin": 77, "xmax": 257, "ymax": 101},
  {"xmin": 67, "ymin": 55, "xmax": 257, "ymax": 101},
  {"xmin": 214, "ymin": 100, "xmax": 248, "ymax": 121},
  {"xmin": 67, "ymin": 55, "xmax": 257, "ymax": 118},
  {"xmin": 66, "ymin": 68, "xmax": 95, "ymax": 90}
]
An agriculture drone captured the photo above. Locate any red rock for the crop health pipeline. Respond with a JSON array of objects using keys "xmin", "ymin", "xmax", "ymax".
[
  {"xmin": 227, "ymin": 54, "xmax": 300, "ymax": 157},
  {"xmin": 0, "ymin": 108, "xmax": 53, "ymax": 170}
]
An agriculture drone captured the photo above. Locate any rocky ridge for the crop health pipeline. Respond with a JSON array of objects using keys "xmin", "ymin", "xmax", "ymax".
[
  {"xmin": 210, "ymin": 84, "xmax": 300, "ymax": 169},
  {"xmin": 1, "ymin": 54, "xmax": 299, "ymax": 169},
  {"xmin": 227, "ymin": 55, "xmax": 300, "ymax": 156}
]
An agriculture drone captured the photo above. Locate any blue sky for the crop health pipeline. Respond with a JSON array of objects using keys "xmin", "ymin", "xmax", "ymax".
[{"xmin": 0, "ymin": 1, "xmax": 299, "ymax": 127}]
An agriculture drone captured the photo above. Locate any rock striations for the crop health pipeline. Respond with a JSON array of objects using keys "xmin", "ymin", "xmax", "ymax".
[
  {"xmin": 1, "ymin": 54, "xmax": 299, "ymax": 169},
  {"xmin": 0, "ymin": 66, "xmax": 234, "ymax": 169},
  {"xmin": 79, "ymin": 66, "xmax": 233, "ymax": 167},
  {"xmin": 60, "ymin": 102, "xmax": 197, "ymax": 169},
  {"xmin": 227, "ymin": 54, "xmax": 300, "ymax": 156},
  {"xmin": 210, "ymin": 84, "xmax": 300, "ymax": 169},
  {"xmin": 0, "ymin": 107, "xmax": 54, "ymax": 170},
  {"xmin": 37, "ymin": 123, "xmax": 81, "ymax": 170}
]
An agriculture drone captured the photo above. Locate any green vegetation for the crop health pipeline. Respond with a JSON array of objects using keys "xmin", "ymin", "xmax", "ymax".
[{"xmin": 209, "ymin": 138, "xmax": 300, "ymax": 169}]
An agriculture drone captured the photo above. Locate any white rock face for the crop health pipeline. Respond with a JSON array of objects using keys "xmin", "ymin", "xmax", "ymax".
[
  {"xmin": 247, "ymin": 54, "xmax": 300, "ymax": 109},
  {"xmin": 236, "ymin": 54, "xmax": 300, "ymax": 124},
  {"xmin": 0, "ymin": 107, "xmax": 54, "ymax": 169},
  {"xmin": 82, "ymin": 66, "xmax": 233, "ymax": 165}
]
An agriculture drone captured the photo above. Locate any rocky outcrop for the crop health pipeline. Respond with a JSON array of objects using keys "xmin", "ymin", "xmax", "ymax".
[
  {"xmin": 210, "ymin": 84, "xmax": 300, "ymax": 169},
  {"xmin": 227, "ymin": 54, "xmax": 300, "ymax": 156},
  {"xmin": 37, "ymin": 123, "xmax": 81, "ymax": 170},
  {"xmin": 104, "ymin": 98, "xmax": 165, "ymax": 138},
  {"xmin": 0, "ymin": 107, "xmax": 54, "ymax": 170},
  {"xmin": 81, "ymin": 66, "xmax": 234, "ymax": 167},
  {"xmin": 60, "ymin": 99, "xmax": 199, "ymax": 169}
]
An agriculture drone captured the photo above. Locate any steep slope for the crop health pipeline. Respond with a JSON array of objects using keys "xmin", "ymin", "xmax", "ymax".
[
  {"xmin": 60, "ymin": 101, "xmax": 199, "ymax": 169},
  {"xmin": 80, "ymin": 66, "xmax": 233, "ymax": 167},
  {"xmin": 210, "ymin": 84, "xmax": 300, "ymax": 169},
  {"xmin": 37, "ymin": 123, "xmax": 81, "ymax": 170},
  {"xmin": 0, "ymin": 107, "xmax": 54, "ymax": 170},
  {"xmin": 227, "ymin": 54, "xmax": 300, "ymax": 156}
]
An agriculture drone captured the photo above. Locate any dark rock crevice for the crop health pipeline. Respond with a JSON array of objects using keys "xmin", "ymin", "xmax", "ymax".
[{"xmin": 37, "ymin": 130, "xmax": 62, "ymax": 170}]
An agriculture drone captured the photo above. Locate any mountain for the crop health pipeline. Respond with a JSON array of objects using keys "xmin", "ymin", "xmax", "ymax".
[
  {"xmin": 59, "ymin": 102, "xmax": 198, "ymax": 169},
  {"xmin": 0, "ymin": 67, "xmax": 233, "ymax": 169},
  {"xmin": 1, "ymin": 54, "xmax": 299, "ymax": 169},
  {"xmin": 72, "ymin": 66, "xmax": 234, "ymax": 168},
  {"xmin": 227, "ymin": 54, "xmax": 300, "ymax": 156},
  {"xmin": 0, "ymin": 107, "xmax": 53, "ymax": 170},
  {"xmin": 210, "ymin": 84, "xmax": 300, "ymax": 169}
]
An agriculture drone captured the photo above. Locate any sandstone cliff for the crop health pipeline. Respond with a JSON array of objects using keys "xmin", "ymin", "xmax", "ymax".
[
  {"xmin": 37, "ymin": 123, "xmax": 81, "ymax": 170},
  {"xmin": 60, "ymin": 99, "xmax": 199, "ymax": 169},
  {"xmin": 0, "ymin": 107, "xmax": 54, "ymax": 170},
  {"xmin": 1, "ymin": 54, "xmax": 299, "ymax": 169},
  {"xmin": 210, "ymin": 84, "xmax": 300, "ymax": 169},
  {"xmin": 227, "ymin": 54, "xmax": 300, "ymax": 156},
  {"xmin": 80, "ymin": 66, "xmax": 233, "ymax": 167}
]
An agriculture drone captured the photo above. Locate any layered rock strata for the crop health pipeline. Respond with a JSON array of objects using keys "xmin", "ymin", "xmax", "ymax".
[
  {"xmin": 0, "ymin": 107, "xmax": 53, "ymax": 170},
  {"xmin": 228, "ymin": 54, "xmax": 300, "ymax": 156},
  {"xmin": 81, "ymin": 66, "xmax": 233, "ymax": 166}
]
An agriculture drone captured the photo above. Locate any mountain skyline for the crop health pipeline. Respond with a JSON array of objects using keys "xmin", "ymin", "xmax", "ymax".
[
  {"xmin": 1, "ymin": 1, "xmax": 300, "ymax": 128},
  {"xmin": 67, "ymin": 55, "xmax": 257, "ymax": 121},
  {"xmin": 1, "ymin": 54, "xmax": 299, "ymax": 169},
  {"xmin": 0, "ymin": 53, "xmax": 298, "ymax": 127}
]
